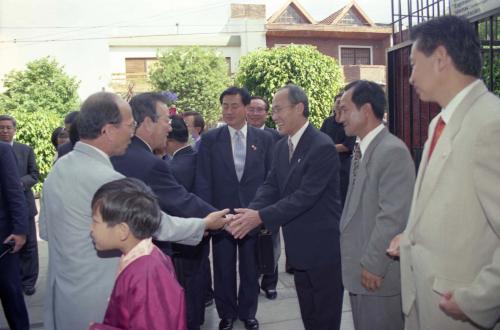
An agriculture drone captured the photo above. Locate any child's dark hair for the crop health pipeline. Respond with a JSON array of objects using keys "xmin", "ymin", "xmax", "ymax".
[{"xmin": 91, "ymin": 178, "xmax": 161, "ymax": 239}]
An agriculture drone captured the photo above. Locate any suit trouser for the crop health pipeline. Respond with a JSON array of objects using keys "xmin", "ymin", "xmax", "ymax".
[
  {"xmin": 260, "ymin": 231, "xmax": 281, "ymax": 291},
  {"xmin": 19, "ymin": 216, "xmax": 38, "ymax": 288},
  {"xmin": 172, "ymin": 239, "xmax": 209, "ymax": 330},
  {"xmin": 212, "ymin": 233, "xmax": 259, "ymax": 320},
  {"xmin": 0, "ymin": 245, "xmax": 29, "ymax": 330},
  {"xmin": 294, "ymin": 261, "xmax": 344, "ymax": 330},
  {"xmin": 349, "ymin": 293, "xmax": 404, "ymax": 330}
]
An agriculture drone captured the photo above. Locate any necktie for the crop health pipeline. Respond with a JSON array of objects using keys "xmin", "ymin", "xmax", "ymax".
[
  {"xmin": 428, "ymin": 117, "xmax": 446, "ymax": 159},
  {"xmin": 288, "ymin": 138, "xmax": 294, "ymax": 162},
  {"xmin": 351, "ymin": 143, "xmax": 362, "ymax": 186},
  {"xmin": 233, "ymin": 130, "xmax": 245, "ymax": 181}
]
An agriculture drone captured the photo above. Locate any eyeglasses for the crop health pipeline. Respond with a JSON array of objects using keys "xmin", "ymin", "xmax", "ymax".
[{"xmin": 271, "ymin": 104, "xmax": 296, "ymax": 116}]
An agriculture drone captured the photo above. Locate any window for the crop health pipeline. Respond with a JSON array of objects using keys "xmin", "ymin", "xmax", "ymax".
[
  {"xmin": 275, "ymin": 6, "xmax": 308, "ymax": 24},
  {"xmin": 340, "ymin": 47, "xmax": 371, "ymax": 65},
  {"xmin": 125, "ymin": 58, "xmax": 157, "ymax": 79},
  {"xmin": 338, "ymin": 10, "xmax": 367, "ymax": 26}
]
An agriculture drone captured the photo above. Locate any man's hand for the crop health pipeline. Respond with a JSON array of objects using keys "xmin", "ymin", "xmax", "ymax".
[
  {"xmin": 361, "ymin": 268, "xmax": 382, "ymax": 292},
  {"xmin": 4, "ymin": 234, "xmax": 26, "ymax": 253},
  {"xmin": 229, "ymin": 208, "xmax": 262, "ymax": 239},
  {"xmin": 387, "ymin": 233, "xmax": 402, "ymax": 257},
  {"xmin": 203, "ymin": 209, "xmax": 230, "ymax": 230},
  {"xmin": 439, "ymin": 291, "xmax": 469, "ymax": 321}
]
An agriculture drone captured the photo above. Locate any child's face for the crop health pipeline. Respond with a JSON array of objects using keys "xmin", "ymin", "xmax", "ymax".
[{"xmin": 90, "ymin": 209, "xmax": 121, "ymax": 251}]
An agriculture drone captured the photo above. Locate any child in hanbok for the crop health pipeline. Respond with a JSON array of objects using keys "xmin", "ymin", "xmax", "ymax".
[{"xmin": 89, "ymin": 178, "xmax": 186, "ymax": 330}]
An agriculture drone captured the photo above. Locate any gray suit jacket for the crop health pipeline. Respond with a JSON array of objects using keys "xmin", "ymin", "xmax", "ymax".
[
  {"xmin": 340, "ymin": 127, "xmax": 415, "ymax": 296},
  {"xmin": 39, "ymin": 142, "xmax": 205, "ymax": 330},
  {"xmin": 12, "ymin": 141, "xmax": 39, "ymax": 217}
]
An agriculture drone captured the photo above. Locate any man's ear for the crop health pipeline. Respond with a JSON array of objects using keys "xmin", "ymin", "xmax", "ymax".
[{"xmin": 434, "ymin": 45, "xmax": 450, "ymax": 72}]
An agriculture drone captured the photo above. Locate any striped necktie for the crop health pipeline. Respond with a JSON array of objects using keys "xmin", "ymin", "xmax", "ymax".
[
  {"xmin": 288, "ymin": 137, "xmax": 294, "ymax": 162},
  {"xmin": 234, "ymin": 130, "xmax": 245, "ymax": 181}
]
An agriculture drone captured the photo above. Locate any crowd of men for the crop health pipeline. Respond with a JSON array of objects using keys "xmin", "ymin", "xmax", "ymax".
[{"xmin": 0, "ymin": 15, "xmax": 499, "ymax": 330}]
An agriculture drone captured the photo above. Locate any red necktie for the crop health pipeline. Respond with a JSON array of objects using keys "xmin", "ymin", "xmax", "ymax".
[{"xmin": 428, "ymin": 117, "xmax": 446, "ymax": 159}]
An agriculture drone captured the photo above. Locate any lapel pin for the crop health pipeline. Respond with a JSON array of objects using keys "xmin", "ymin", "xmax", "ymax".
[
  {"xmin": 297, "ymin": 158, "xmax": 301, "ymax": 163},
  {"xmin": 251, "ymin": 144, "xmax": 257, "ymax": 151}
]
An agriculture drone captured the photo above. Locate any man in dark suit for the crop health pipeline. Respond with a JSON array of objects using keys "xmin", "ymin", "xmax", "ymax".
[
  {"xmin": 0, "ymin": 141, "xmax": 29, "ymax": 330},
  {"xmin": 196, "ymin": 87, "xmax": 274, "ymax": 330},
  {"xmin": 0, "ymin": 115, "xmax": 40, "ymax": 296},
  {"xmin": 320, "ymin": 93, "xmax": 356, "ymax": 206},
  {"xmin": 182, "ymin": 110, "xmax": 205, "ymax": 150},
  {"xmin": 165, "ymin": 115, "xmax": 209, "ymax": 330},
  {"xmin": 230, "ymin": 84, "xmax": 344, "ymax": 330},
  {"xmin": 57, "ymin": 110, "xmax": 79, "ymax": 159},
  {"xmin": 246, "ymin": 96, "xmax": 281, "ymax": 300}
]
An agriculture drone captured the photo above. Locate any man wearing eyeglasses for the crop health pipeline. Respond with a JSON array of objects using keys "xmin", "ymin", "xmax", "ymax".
[
  {"xmin": 231, "ymin": 84, "xmax": 344, "ymax": 330},
  {"xmin": 39, "ymin": 92, "xmax": 229, "ymax": 330}
]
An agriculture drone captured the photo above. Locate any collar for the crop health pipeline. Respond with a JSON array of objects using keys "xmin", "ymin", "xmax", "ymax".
[
  {"xmin": 136, "ymin": 136, "xmax": 153, "ymax": 152},
  {"xmin": 172, "ymin": 144, "xmax": 191, "ymax": 157},
  {"xmin": 259, "ymin": 124, "xmax": 266, "ymax": 130},
  {"xmin": 116, "ymin": 238, "xmax": 154, "ymax": 277},
  {"xmin": 228, "ymin": 123, "xmax": 248, "ymax": 140},
  {"xmin": 440, "ymin": 79, "xmax": 481, "ymax": 124},
  {"xmin": 79, "ymin": 141, "xmax": 110, "ymax": 160},
  {"xmin": 289, "ymin": 121, "xmax": 309, "ymax": 149},
  {"xmin": 359, "ymin": 123, "xmax": 385, "ymax": 158}
]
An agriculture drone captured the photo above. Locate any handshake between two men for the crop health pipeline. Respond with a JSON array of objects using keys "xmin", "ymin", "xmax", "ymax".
[{"xmin": 204, "ymin": 208, "xmax": 262, "ymax": 239}]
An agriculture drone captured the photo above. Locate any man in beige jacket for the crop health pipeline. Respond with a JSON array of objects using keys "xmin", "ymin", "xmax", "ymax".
[{"xmin": 388, "ymin": 16, "xmax": 500, "ymax": 330}]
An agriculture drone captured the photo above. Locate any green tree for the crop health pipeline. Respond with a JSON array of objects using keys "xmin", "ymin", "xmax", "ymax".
[
  {"xmin": 0, "ymin": 57, "xmax": 80, "ymax": 114},
  {"xmin": 235, "ymin": 45, "xmax": 344, "ymax": 127},
  {"xmin": 0, "ymin": 57, "xmax": 80, "ymax": 193},
  {"xmin": 149, "ymin": 46, "xmax": 231, "ymax": 126}
]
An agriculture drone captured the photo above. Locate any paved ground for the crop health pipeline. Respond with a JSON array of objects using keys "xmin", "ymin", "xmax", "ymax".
[{"xmin": 1, "ymin": 230, "xmax": 355, "ymax": 330}]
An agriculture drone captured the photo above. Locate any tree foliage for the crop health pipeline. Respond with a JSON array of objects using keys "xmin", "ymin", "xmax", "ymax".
[
  {"xmin": 0, "ymin": 57, "xmax": 80, "ymax": 114},
  {"xmin": 235, "ymin": 45, "xmax": 344, "ymax": 127},
  {"xmin": 148, "ymin": 46, "xmax": 231, "ymax": 126},
  {"xmin": 0, "ymin": 57, "xmax": 80, "ymax": 193}
]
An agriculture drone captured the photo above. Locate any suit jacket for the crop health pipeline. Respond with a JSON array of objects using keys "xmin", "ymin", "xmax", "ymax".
[
  {"xmin": 340, "ymin": 128, "xmax": 415, "ymax": 296},
  {"xmin": 12, "ymin": 141, "xmax": 39, "ymax": 217},
  {"xmin": 0, "ymin": 142, "xmax": 27, "ymax": 240},
  {"xmin": 249, "ymin": 124, "xmax": 342, "ymax": 270},
  {"xmin": 195, "ymin": 125, "xmax": 274, "ymax": 213},
  {"xmin": 168, "ymin": 145, "xmax": 197, "ymax": 192},
  {"xmin": 400, "ymin": 81, "xmax": 500, "ymax": 329},
  {"xmin": 112, "ymin": 137, "xmax": 215, "ymax": 218},
  {"xmin": 39, "ymin": 141, "xmax": 206, "ymax": 330},
  {"xmin": 264, "ymin": 126, "xmax": 281, "ymax": 142}
]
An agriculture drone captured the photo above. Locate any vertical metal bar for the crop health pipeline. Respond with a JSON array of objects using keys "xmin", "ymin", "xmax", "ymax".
[
  {"xmin": 409, "ymin": 0, "xmax": 413, "ymax": 29},
  {"xmin": 489, "ymin": 16, "xmax": 494, "ymax": 91},
  {"xmin": 391, "ymin": 0, "xmax": 395, "ymax": 37},
  {"xmin": 399, "ymin": 0, "xmax": 403, "ymax": 42}
]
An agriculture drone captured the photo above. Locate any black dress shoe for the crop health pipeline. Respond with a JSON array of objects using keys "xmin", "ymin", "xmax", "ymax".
[
  {"xmin": 261, "ymin": 288, "xmax": 277, "ymax": 300},
  {"xmin": 23, "ymin": 286, "xmax": 36, "ymax": 296},
  {"xmin": 242, "ymin": 318, "xmax": 259, "ymax": 330},
  {"xmin": 218, "ymin": 318, "xmax": 234, "ymax": 330}
]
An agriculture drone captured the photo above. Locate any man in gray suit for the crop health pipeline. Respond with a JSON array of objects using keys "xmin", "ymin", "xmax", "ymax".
[
  {"xmin": 39, "ymin": 92, "xmax": 229, "ymax": 330},
  {"xmin": 337, "ymin": 80, "xmax": 415, "ymax": 330},
  {"xmin": 0, "ymin": 114, "xmax": 40, "ymax": 296}
]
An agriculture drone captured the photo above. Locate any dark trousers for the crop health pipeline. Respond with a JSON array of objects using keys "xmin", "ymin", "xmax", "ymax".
[
  {"xmin": 293, "ymin": 262, "xmax": 344, "ymax": 330},
  {"xmin": 172, "ymin": 238, "xmax": 210, "ymax": 330},
  {"xmin": 203, "ymin": 238, "xmax": 214, "ymax": 303},
  {"xmin": 19, "ymin": 216, "xmax": 38, "ymax": 288},
  {"xmin": 0, "ymin": 244, "xmax": 29, "ymax": 330},
  {"xmin": 212, "ymin": 233, "xmax": 259, "ymax": 320}
]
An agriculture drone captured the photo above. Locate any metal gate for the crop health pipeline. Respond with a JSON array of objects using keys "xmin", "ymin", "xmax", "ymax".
[{"xmin": 387, "ymin": 0, "xmax": 500, "ymax": 169}]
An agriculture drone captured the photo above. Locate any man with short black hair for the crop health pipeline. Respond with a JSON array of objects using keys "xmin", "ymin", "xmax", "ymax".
[
  {"xmin": 337, "ymin": 80, "xmax": 415, "ymax": 330},
  {"xmin": 0, "ymin": 114, "xmax": 40, "ymax": 296},
  {"xmin": 57, "ymin": 110, "xmax": 79, "ymax": 158},
  {"xmin": 387, "ymin": 16, "xmax": 500, "ymax": 330},
  {"xmin": 196, "ymin": 86, "xmax": 274, "ymax": 330}
]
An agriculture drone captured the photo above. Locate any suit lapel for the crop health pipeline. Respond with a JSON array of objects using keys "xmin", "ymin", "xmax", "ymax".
[
  {"xmin": 340, "ymin": 128, "xmax": 388, "ymax": 231},
  {"xmin": 217, "ymin": 127, "xmax": 238, "ymax": 181},
  {"xmin": 409, "ymin": 81, "xmax": 489, "ymax": 228},
  {"xmin": 282, "ymin": 124, "xmax": 312, "ymax": 191},
  {"xmin": 240, "ymin": 127, "xmax": 257, "ymax": 182}
]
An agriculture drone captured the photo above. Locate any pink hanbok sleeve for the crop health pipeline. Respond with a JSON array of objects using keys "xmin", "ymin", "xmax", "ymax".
[{"xmin": 93, "ymin": 248, "xmax": 186, "ymax": 330}]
